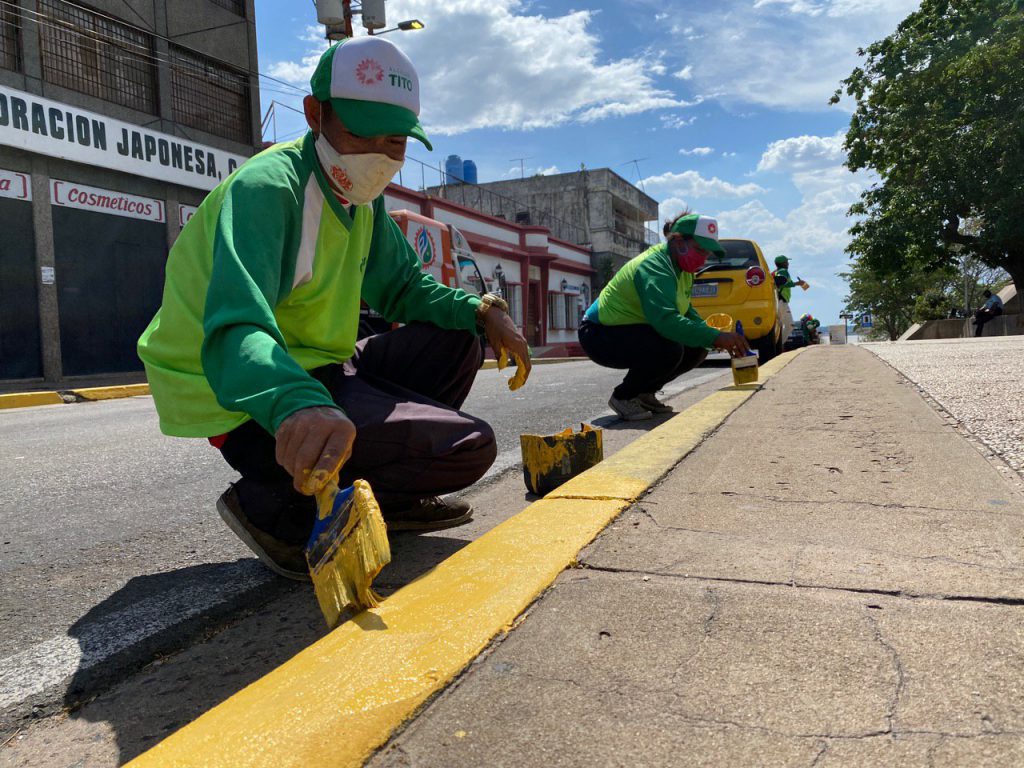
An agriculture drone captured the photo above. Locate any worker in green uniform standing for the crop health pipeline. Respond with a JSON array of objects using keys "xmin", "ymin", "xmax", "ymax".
[
  {"xmin": 772, "ymin": 255, "xmax": 809, "ymax": 304},
  {"xmin": 578, "ymin": 211, "xmax": 751, "ymax": 421},
  {"xmin": 138, "ymin": 36, "xmax": 530, "ymax": 580}
]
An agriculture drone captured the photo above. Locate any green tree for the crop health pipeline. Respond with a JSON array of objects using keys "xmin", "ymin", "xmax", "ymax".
[
  {"xmin": 833, "ymin": 0, "xmax": 1024, "ymax": 294},
  {"xmin": 840, "ymin": 257, "xmax": 931, "ymax": 340}
]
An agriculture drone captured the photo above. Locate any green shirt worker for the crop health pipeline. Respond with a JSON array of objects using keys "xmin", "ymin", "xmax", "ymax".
[
  {"xmin": 772, "ymin": 255, "xmax": 808, "ymax": 303},
  {"xmin": 577, "ymin": 211, "xmax": 750, "ymax": 421},
  {"xmin": 138, "ymin": 37, "xmax": 530, "ymax": 580}
]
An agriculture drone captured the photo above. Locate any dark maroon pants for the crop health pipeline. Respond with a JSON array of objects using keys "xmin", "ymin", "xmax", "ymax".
[
  {"xmin": 218, "ymin": 323, "xmax": 496, "ymax": 544},
  {"xmin": 578, "ymin": 319, "xmax": 708, "ymax": 400}
]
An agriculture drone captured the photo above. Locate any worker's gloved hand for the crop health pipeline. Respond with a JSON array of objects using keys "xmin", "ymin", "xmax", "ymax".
[
  {"xmin": 713, "ymin": 331, "xmax": 752, "ymax": 358},
  {"xmin": 485, "ymin": 310, "xmax": 532, "ymax": 390},
  {"xmin": 275, "ymin": 405, "xmax": 357, "ymax": 495}
]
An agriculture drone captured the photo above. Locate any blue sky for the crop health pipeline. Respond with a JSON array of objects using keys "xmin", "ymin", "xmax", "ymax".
[{"xmin": 254, "ymin": 0, "xmax": 921, "ymax": 325}]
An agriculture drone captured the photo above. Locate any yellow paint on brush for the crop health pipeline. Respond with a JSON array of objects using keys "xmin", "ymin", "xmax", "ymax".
[
  {"xmin": 731, "ymin": 356, "xmax": 759, "ymax": 386},
  {"xmin": 125, "ymin": 497, "xmax": 630, "ymax": 768},
  {"xmin": 308, "ymin": 479, "xmax": 391, "ymax": 628},
  {"xmin": 0, "ymin": 391, "xmax": 63, "ymax": 409}
]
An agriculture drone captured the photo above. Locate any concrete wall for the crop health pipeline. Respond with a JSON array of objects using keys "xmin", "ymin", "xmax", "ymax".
[{"xmin": 905, "ymin": 313, "xmax": 1023, "ymax": 340}]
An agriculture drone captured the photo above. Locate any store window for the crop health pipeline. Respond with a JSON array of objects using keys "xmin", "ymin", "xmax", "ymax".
[
  {"xmin": 171, "ymin": 46, "xmax": 252, "ymax": 144},
  {"xmin": 38, "ymin": 0, "xmax": 158, "ymax": 114},
  {"xmin": 0, "ymin": 3, "xmax": 20, "ymax": 72}
]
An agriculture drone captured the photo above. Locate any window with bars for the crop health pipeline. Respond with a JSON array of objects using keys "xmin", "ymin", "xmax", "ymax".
[
  {"xmin": 548, "ymin": 293, "xmax": 566, "ymax": 330},
  {"xmin": 38, "ymin": 0, "xmax": 157, "ymax": 114},
  {"xmin": 208, "ymin": 0, "xmax": 246, "ymax": 16},
  {"xmin": 170, "ymin": 46, "xmax": 252, "ymax": 144},
  {"xmin": 547, "ymin": 292, "xmax": 581, "ymax": 331},
  {"xmin": 171, "ymin": 46, "xmax": 252, "ymax": 144},
  {"xmin": 504, "ymin": 283, "xmax": 524, "ymax": 328},
  {"xmin": 0, "ymin": 3, "xmax": 20, "ymax": 72}
]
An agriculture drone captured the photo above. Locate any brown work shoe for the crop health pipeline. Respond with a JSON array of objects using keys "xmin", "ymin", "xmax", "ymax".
[
  {"xmin": 216, "ymin": 485, "xmax": 310, "ymax": 581},
  {"xmin": 384, "ymin": 496, "xmax": 473, "ymax": 532},
  {"xmin": 637, "ymin": 392, "xmax": 673, "ymax": 414}
]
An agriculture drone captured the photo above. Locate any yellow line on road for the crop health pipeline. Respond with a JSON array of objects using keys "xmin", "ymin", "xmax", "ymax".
[
  {"xmin": 127, "ymin": 349, "xmax": 804, "ymax": 768},
  {"xmin": 0, "ymin": 391, "xmax": 63, "ymax": 410}
]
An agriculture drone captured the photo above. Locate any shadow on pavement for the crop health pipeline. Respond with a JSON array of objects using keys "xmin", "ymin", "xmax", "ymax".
[{"xmin": 57, "ymin": 534, "xmax": 468, "ymax": 765}]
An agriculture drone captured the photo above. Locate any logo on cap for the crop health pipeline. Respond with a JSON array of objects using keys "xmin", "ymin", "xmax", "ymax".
[
  {"xmin": 356, "ymin": 58, "xmax": 384, "ymax": 86},
  {"xmin": 707, "ymin": 222, "xmax": 717, "ymax": 235}
]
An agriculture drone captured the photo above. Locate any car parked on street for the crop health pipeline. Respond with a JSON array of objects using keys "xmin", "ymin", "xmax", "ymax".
[{"xmin": 691, "ymin": 238, "xmax": 783, "ymax": 361}]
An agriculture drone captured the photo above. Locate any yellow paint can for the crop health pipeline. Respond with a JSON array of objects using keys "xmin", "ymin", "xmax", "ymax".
[{"xmin": 520, "ymin": 424, "xmax": 604, "ymax": 495}]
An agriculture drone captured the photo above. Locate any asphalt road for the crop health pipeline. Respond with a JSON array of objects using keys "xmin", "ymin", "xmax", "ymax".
[{"xmin": 0, "ymin": 359, "xmax": 726, "ymax": 735}]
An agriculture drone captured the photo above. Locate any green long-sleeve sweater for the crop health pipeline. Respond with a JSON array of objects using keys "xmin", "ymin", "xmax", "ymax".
[
  {"xmin": 583, "ymin": 244, "xmax": 720, "ymax": 348},
  {"xmin": 137, "ymin": 133, "xmax": 480, "ymax": 438}
]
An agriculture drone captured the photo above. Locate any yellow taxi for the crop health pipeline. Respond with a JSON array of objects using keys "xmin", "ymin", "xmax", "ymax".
[{"xmin": 690, "ymin": 238, "xmax": 783, "ymax": 361}]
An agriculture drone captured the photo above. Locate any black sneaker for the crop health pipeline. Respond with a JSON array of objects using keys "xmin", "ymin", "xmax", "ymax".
[
  {"xmin": 384, "ymin": 496, "xmax": 473, "ymax": 532},
  {"xmin": 216, "ymin": 485, "xmax": 310, "ymax": 581}
]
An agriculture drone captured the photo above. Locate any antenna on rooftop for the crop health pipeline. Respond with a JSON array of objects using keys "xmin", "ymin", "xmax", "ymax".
[
  {"xmin": 623, "ymin": 158, "xmax": 648, "ymax": 193},
  {"xmin": 510, "ymin": 157, "xmax": 533, "ymax": 179}
]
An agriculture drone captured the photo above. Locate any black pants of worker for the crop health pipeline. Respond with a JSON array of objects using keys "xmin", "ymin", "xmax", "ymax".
[
  {"xmin": 973, "ymin": 307, "xmax": 1002, "ymax": 337},
  {"xmin": 577, "ymin": 319, "xmax": 708, "ymax": 400},
  {"xmin": 217, "ymin": 323, "xmax": 497, "ymax": 545}
]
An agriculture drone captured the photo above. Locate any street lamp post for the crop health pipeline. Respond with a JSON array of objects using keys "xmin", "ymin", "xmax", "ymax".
[{"xmin": 315, "ymin": 0, "xmax": 424, "ymax": 39}]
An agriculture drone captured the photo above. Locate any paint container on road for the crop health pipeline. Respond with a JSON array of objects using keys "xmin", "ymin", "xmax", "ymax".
[{"xmin": 520, "ymin": 424, "xmax": 603, "ymax": 496}]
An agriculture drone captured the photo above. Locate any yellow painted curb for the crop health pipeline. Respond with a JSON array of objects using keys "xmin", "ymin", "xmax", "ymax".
[
  {"xmin": 0, "ymin": 391, "xmax": 63, "ymax": 410},
  {"xmin": 128, "ymin": 346, "xmax": 805, "ymax": 768},
  {"xmin": 71, "ymin": 384, "xmax": 150, "ymax": 401},
  {"xmin": 126, "ymin": 498, "xmax": 630, "ymax": 768}
]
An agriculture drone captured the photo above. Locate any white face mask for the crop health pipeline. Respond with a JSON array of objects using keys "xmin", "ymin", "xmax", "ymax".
[{"xmin": 314, "ymin": 132, "xmax": 403, "ymax": 206}]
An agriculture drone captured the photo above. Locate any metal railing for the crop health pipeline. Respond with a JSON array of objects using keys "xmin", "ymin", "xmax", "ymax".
[
  {"xmin": 171, "ymin": 45, "xmax": 251, "ymax": 144},
  {"xmin": 38, "ymin": 0, "xmax": 158, "ymax": 114},
  {"xmin": 0, "ymin": 2, "xmax": 19, "ymax": 72}
]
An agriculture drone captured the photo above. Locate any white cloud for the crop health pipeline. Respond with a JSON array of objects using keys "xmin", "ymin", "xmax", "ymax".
[
  {"xmin": 722, "ymin": 151, "xmax": 738, "ymax": 158},
  {"xmin": 757, "ymin": 132, "xmax": 845, "ymax": 172},
  {"xmin": 706, "ymin": 132, "xmax": 875, "ymax": 320},
  {"xmin": 677, "ymin": 0, "xmax": 920, "ymax": 112},
  {"xmin": 674, "ymin": 65, "xmax": 694, "ymax": 80},
  {"xmin": 642, "ymin": 170, "xmax": 766, "ymax": 200},
  {"xmin": 679, "ymin": 146, "xmax": 715, "ymax": 156},
  {"xmin": 267, "ymin": 1, "xmax": 696, "ymax": 135},
  {"xmin": 660, "ymin": 114, "xmax": 698, "ymax": 130}
]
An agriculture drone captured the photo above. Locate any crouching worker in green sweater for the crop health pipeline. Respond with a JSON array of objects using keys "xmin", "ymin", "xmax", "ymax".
[
  {"xmin": 137, "ymin": 37, "xmax": 530, "ymax": 580},
  {"xmin": 578, "ymin": 211, "xmax": 750, "ymax": 421}
]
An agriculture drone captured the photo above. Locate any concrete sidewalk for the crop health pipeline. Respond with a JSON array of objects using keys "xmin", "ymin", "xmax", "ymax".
[{"xmin": 370, "ymin": 345, "xmax": 1024, "ymax": 766}]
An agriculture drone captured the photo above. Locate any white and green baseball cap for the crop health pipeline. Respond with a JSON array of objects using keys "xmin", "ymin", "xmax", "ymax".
[
  {"xmin": 310, "ymin": 37, "xmax": 432, "ymax": 150},
  {"xmin": 669, "ymin": 213, "xmax": 725, "ymax": 255}
]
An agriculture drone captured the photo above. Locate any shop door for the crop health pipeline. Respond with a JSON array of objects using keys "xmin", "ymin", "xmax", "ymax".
[
  {"xmin": 526, "ymin": 280, "xmax": 543, "ymax": 346},
  {"xmin": 0, "ymin": 198, "xmax": 43, "ymax": 379},
  {"xmin": 52, "ymin": 207, "xmax": 166, "ymax": 376}
]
